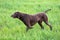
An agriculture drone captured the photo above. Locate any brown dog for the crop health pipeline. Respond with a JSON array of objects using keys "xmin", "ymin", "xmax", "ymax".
[{"xmin": 11, "ymin": 9, "xmax": 52, "ymax": 31}]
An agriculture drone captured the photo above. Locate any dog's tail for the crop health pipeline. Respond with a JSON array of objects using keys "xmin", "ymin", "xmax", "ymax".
[{"xmin": 44, "ymin": 9, "xmax": 51, "ymax": 13}]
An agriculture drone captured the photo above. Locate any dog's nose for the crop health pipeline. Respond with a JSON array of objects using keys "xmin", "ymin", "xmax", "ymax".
[{"xmin": 11, "ymin": 15, "xmax": 13, "ymax": 17}]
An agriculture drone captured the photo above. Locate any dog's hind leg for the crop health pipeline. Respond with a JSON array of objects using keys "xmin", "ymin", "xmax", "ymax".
[
  {"xmin": 43, "ymin": 18, "xmax": 52, "ymax": 30},
  {"xmin": 44, "ymin": 21, "xmax": 52, "ymax": 30},
  {"xmin": 43, "ymin": 15, "xmax": 52, "ymax": 30}
]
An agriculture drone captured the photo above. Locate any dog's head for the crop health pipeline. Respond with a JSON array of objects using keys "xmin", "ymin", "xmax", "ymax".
[
  {"xmin": 11, "ymin": 12, "xmax": 24, "ymax": 19},
  {"xmin": 11, "ymin": 12, "xmax": 20, "ymax": 18}
]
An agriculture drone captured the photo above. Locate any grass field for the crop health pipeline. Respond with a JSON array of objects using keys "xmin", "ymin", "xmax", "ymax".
[{"xmin": 0, "ymin": 0, "xmax": 60, "ymax": 40}]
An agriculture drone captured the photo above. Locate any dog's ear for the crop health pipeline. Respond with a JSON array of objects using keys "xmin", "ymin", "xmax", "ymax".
[
  {"xmin": 15, "ymin": 12, "xmax": 19, "ymax": 15},
  {"xmin": 18, "ymin": 13, "xmax": 24, "ymax": 18}
]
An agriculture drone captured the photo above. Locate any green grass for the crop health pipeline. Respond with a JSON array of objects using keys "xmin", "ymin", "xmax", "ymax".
[{"xmin": 0, "ymin": 0, "xmax": 60, "ymax": 40}]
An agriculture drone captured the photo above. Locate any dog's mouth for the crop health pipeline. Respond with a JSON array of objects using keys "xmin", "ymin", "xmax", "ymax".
[{"xmin": 11, "ymin": 15, "xmax": 16, "ymax": 18}]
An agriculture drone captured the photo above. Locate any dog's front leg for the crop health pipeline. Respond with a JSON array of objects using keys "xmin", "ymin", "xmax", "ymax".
[
  {"xmin": 23, "ymin": 20, "xmax": 31, "ymax": 32},
  {"xmin": 26, "ymin": 27, "xmax": 29, "ymax": 32},
  {"xmin": 26, "ymin": 24, "xmax": 32, "ymax": 32}
]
